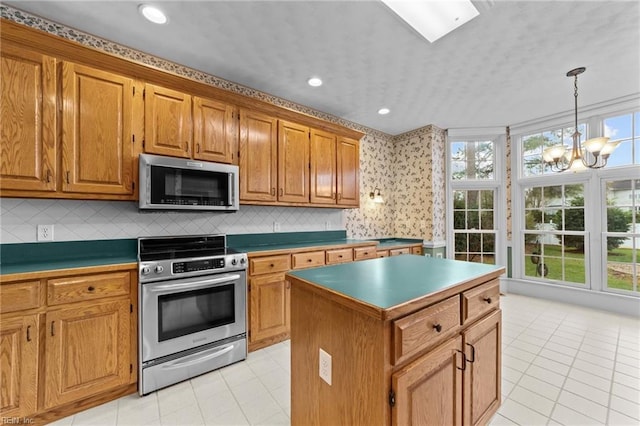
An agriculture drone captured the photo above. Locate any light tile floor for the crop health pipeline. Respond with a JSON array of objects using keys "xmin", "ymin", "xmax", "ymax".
[{"xmin": 50, "ymin": 294, "xmax": 639, "ymax": 426}]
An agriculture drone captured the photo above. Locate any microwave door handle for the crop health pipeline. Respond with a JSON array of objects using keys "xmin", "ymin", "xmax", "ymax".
[
  {"xmin": 159, "ymin": 343, "xmax": 236, "ymax": 370},
  {"xmin": 149, "ymin": 274, "xmax": 241, "ymax": 293},
  {"xmin": 228, "ymin": 172, "xmax": 234, "ymax": 206}
]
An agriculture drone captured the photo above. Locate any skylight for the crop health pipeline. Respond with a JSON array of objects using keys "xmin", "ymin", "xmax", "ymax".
[{"xmin": 381, "ymin": 0, "xmax": 479, "ymax": 43}]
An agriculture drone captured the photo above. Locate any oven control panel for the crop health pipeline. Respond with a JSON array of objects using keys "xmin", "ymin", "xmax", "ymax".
[{"xmin": 173, "ymin": 258, "xmax": 225, "ymax": 274}]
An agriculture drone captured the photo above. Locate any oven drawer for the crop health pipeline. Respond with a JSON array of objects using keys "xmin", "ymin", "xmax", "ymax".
[
  {"xmin": 326, "ymin": 248, "xmax": 353, "ymax": 264},
  {"xmin": 249, "ymin": 255, "xmax": 291, "ymax": 275},
  {"xmin": 47, "ymin": 272, "xmax": 130, "ymax": 306},
  {"xmin": 392, "ymin": 295, "xmax": 460, "ymax": 365},
  {"xmin": 461, "ymin": 279, "xmax": 500, "ymax": 325},
  {"xmin": 291, "ymin": 251, "xmax": 325, "ymax": 269}
]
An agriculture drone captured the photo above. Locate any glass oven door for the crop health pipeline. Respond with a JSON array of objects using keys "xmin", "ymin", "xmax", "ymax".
[{"xmin": 141, "ymin": 271, "xmax": 246, "ymax": 362}]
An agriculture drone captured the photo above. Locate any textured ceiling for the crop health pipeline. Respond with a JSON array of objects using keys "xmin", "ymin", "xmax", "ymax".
[{"xmin": 5, "ymin": 0, "xmax": 639, "ymax": 135}]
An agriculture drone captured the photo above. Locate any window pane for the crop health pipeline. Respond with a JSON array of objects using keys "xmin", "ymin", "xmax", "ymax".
[
  {"xmin": 523, "ymin": 134, "xmax": 543, "ymax": 156},
  {"xmin": 606, "ymin": 140, "xmax": 633, "ymax": 167},
  {"xmin": 604, "ymin": 114, "xmax": 633, "ymax": 141},
  {"xmin": 607, "ymin": 207, "xmax": 632, "ymax": 233},
  {"xmin": 525, "ymin": 210, "xmax": 543, "ymax": 229},
  {"xmin": 450, "ymin": 140, "xmax": 494, "ymax": 180},
  {"xmin": 480, "ymin": 211, "xmax": 494, "ymax": 230},
  {"xmin": 480, "ymin": 190, "xmax": 493, "ymax": 209},
  {"xmin": 453, "ymin": 211, "xmax": 466, "ymax": 230},
  {"xmin": 606, "ymin": 238, "xmax": 636, "ymax": 292}
]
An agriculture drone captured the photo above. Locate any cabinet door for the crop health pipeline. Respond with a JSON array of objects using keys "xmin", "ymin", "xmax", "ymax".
[
  {"xmin": 249, "ymin": 273, "xmax": 289, "ymax": 344},
  {"xmin": 144, "ymin": 83, "xmax": 192, "ymax": 158},
  {"xmin": 193, "ymin": 96, "xmax": 236, "ymax": 164},
  {"xmin": 44, "ymin": 299, "xmax": 130, "ymax": 409},
  {"xmin": 336, "ymin": 136, "xmax": 359, "ymax": 206},
  {"xmin": 239, "ymin": 109, "xmax": 277, "ymax": 201},
  {"xmin": 392, "ymin": 335, "xmax": 463, "ymax": 426},
  {"xmin": 463, "ymin": 309, "xmax": 502, "ymax": 426},
  {"xmin": 61, "ymin": 62, "xmax": 134, "ymax": 195},
  {"xmin": 278, "ymin": 120, "xmax": 309, "ymax": 203},
  {"xmin": 309, "ymin": 129, "xmax": 337, "ymax": 204},
  {"xmin": 1, "ymin": 43, "xmax": 57, "ymax": 192},
  {"xmin": 0, "ymin": 314, "xmax": 39, "ymax": 418}
]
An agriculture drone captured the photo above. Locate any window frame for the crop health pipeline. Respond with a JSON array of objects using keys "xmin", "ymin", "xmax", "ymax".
[
  {"xmin": 511, "ymin": 100, "xmax": 640, "ymax": 297},
  {"xmin": 446, "ymin": 130, "xmax": 506, "ymax": 267}
]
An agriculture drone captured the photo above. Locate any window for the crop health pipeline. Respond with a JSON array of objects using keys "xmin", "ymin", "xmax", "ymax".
[
  {"xmin": 513, "ymin": 105, "xmax": 639, "ymax": 298},
  {"xmin": 603, "ymin": 178, "xmax": 639, "ymax": 293},
  {"xmin": 523, "ymin": 184, "xmax": 586, "ymax": 285},
  {"xmin": 603, "ymin": 112, "xmax": 640, "ymax": 166},
  {"xmin": 447, "ymin": 135, "xmax": 504, "ymax": 266},
  {"xmin": 521, "ymin": 124, "xmax": 586, "ymax": 176},
  {"xmin": 453, "ymin": 189, "xmax": 496, "ymax": 264}
]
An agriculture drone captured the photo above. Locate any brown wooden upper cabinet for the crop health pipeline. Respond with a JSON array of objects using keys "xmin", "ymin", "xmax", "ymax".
[
  {"xmin": 278, "ymin": 120, "xmax": 310, "ymax": 203},
  {"xmin": 310, "ymin": 130, "xmax": 360, "ymax": 207},
  {"xmin": 144, "ymin": 83, "xmax": 192, "ymax": 158},
  {"xmin": 193, "ymin": 96, "xmax": 236, "ymax": 164},
  {"xmin": 0, "ymin": 41, "xmax": 57, "ymax": 193},
  {"xmin": 239, "ymin": 109, "xmax": 278, "ymax": 202},
  {"xmin": 61, "ymin": 63, "xmax": 135, "ymax": 195},
  {"xmin": 144, "ymin": 84, "xmax": 237, "ymax": 164}
]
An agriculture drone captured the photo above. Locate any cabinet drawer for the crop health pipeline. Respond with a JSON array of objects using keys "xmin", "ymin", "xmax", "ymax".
[
  {"xmin": 47, "ymin": 272, "xmax": 130, "ymax": 306},
  {"xmin": 326, "ymin": 248, "xmax": 353, "ymax": 264},
  {"xmin": 291, "ymin": 251, "xmax": 325, "ymax": 269},
  {"xmin": 461, "ymin": 279, "xmax": 500, "ymax": 325},
  {"xmin": 250, "ymin": 255, "xmax": 291, "ymax": 275},
  {"xmin": 377, "ymin": 250, "xmax": 389, "ymax": 258},
  {"xmin": 354, "ymin": 246, "xmax": 377, "ymax": 260},
  {"xmin": 0, "ymin": 280, "xmax": 41, "ymax": 313},
  {"xmin": 411, "ymin": 246, "xmax": 423, "ymax": 255},
  {"xmin": 389, "ymin": 247, "xmax": 410, "ymax": 256},
  {"xmin": 392, "ymin": 295, "xmax": 460, "ymax": 365}
]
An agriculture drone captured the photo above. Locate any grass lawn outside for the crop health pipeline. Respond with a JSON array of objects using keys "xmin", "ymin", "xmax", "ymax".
[{"xmin": 524, "ymin": 244, "xmax": 637, "ymax": 292}]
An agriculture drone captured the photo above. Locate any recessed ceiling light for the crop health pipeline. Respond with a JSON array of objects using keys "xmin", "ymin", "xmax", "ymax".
[
  {"xmin": 378, "ymin": 108, "xmax": 390, "ymax": 115},
  {"xmin": 307, "ymin": 77, "xmax": 323, "ymax": 87},
  {"xmin": 381, "ymin": 0, "xmax": 479, "ymax": 43},
  {"xmin": 139, "ymin": 4, "xmax": 168, "ymax": 24}
]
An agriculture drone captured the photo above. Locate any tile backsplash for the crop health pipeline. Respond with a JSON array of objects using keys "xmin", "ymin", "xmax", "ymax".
[{"xmin": 0, "ymin": 198, "xmax": 344, "ymax": 243}]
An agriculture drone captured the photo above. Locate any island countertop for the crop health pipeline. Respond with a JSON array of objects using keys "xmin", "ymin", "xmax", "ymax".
[{"xmin": 286, "ymin": 255, "xmax": 505, "ymax": 320}]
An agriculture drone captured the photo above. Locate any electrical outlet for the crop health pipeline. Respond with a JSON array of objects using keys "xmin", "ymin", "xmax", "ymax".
[
  {"xmin": 425, "ymin": 253, "xmax": 431, "ymax": 257},
  {"xmin": 37, "ymin": 224, "xmax": 54, "ymax": 241},
  {"xmin": 325, "ymin": 221, "xmax": 331, "ymax": 230},
  {"xmin": 273, "ymin": 222, "xmax": 281, "ymax": 232},
  {"xmin": 319, "ymin": 348, "xmax": 332, "ymax": 385},
  {"xmin": 436, "ymin": 252, "xmax": 443, "ymax": 258}
]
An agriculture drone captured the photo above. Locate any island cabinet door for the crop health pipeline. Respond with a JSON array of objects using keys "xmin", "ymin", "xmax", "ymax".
[
  {"xmin": 462, "ymin": 309, "xmax": 502, "ymax": 426},
  {"xmin": 391, "ymin": 335, "xmax": 463, "ymax": 426}
]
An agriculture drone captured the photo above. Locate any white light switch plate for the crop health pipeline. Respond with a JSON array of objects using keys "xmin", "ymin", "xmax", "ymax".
[{"xmin": 319, "ymin": 348, "xmax": 332, "ymax": 385}]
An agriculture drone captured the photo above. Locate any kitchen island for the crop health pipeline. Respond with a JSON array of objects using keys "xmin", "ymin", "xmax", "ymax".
[{"xmin": 286, "ymin": 255, "xmax": 505, "ymax": 426}]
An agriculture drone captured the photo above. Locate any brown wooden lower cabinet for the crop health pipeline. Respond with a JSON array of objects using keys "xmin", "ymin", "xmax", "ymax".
[
  {"xmin": 0, "ymin": 265, "xmax": 137, "ymax": 423},
  {"xmin": 249, "ymin": 272, "xmax": 290, "ymax": 348}
]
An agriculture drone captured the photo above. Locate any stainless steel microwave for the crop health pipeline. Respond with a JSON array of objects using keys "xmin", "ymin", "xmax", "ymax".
[{"xmin": 139, "ymin": 154, "xmax": 239, "ymax": 211}]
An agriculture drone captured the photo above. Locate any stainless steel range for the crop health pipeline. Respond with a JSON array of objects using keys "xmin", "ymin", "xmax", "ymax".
[{"xmin": 138, "ymin": 234, "xmax": 247, "ymax": 395}]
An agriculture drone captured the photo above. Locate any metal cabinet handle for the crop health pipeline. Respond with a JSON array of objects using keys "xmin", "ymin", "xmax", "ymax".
[
  {"xmin": 66, "ymin": 171, "xmax": 70, "ymax": 184},
  {"xmin": 51, "ymin": 321, "xmax": 55, "ymax": 336},
  {"xmin": 26, "ymin": 325, "xmax": 32, "ymax": 342},
  {"xmin": 466, "ymin": 343, "xmax": 476, "ymax": 363},
  {"xmin": 338, "ymin": 255, "xmax": 343, "ymax": 258},
  {"xmin": 196, "ymin": 143, "xmax": 200, "ymax": 153},
  {"xmin": 279, "ymin": 188, "xmax": 283, "ymax": 196},
  {"xmin": 433, "ymin": 324, "xmax": 442, "ymax": 333},
  {"xmin": 87, "ymin": 286, "xmax": 95, "ymax": 292},
  {"xmin": 271, "ymin": 188, "xmax": 276, "ymax": 196},
  {"xmin": 270, "ymin": 263, "xmax": 274, "ymax": 267},
  {"xmin": 483, "ymin": 297, "xmax": 492, "ymax": 304},
  {"xmin": 185, "ymin": 142, "xmax": 189, "ymax": 152},
  {"xmin": 46, "ymin": 169, "xmax": 51, "ymax": 183},
  {"xmin": 337, "ymin": 193, "xmax": 342, "ymax": 200},
  {"xmin": 307, "ymin": 259, "xmax": 312, "ymax": 262}
]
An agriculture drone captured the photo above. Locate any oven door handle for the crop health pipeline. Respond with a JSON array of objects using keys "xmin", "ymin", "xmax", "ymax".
[
  {"xmin": 160, "ymin": 343, "xmax": 236, "ymax": 370},
  {"xmin": 149, "ymin": 274, "xmax": 241, "ymax": 293}
]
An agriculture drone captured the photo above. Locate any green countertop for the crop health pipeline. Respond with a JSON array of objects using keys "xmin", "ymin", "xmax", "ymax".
[
  {"xmin": 0, "ymin": 239, "xmax": 137, "ymax": 275},
  {"xmin": 232, "ymin": 238, "xmax": 377, "ymax": 254},
  {"xmin": 287, "ymin": 255, "xmax": 504, "ymax": 310}
]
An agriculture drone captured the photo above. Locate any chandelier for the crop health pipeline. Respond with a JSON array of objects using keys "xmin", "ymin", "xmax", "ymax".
[{"xmin": 543, "ymin": 67, "xmax": 620, "ymax": 172}]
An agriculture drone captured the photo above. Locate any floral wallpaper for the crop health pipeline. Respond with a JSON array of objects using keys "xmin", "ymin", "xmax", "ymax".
[{"xmin": 429, "ymin": 127, "xmax": 447, "ymax": 243}]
